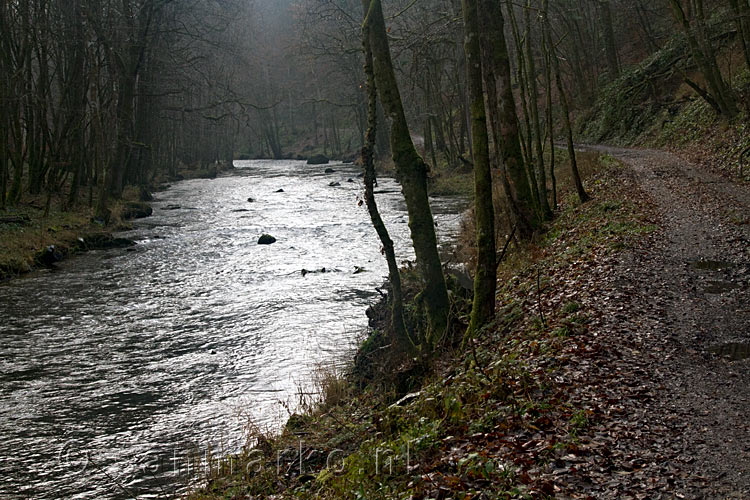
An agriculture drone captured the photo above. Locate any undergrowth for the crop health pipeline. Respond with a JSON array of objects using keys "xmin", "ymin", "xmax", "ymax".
[{"xmin": 576, "ymin": 25, "xmax": 750, "ymax": 183}]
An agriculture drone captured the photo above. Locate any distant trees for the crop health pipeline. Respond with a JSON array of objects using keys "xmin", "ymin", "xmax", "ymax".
[{"xmin": 0, "ymin": 0, "xmax": 250, "ymax": 214}]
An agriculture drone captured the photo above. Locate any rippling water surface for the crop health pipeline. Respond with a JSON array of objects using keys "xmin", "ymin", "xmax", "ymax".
[{"xmin": 0, "ymin": 160, "xmax": 466, "ymax": 499}]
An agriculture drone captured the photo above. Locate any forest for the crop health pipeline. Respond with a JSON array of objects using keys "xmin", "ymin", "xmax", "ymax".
[{"xmin": 1, "ymin": 0, "xmax": 749, "ymax": 498}]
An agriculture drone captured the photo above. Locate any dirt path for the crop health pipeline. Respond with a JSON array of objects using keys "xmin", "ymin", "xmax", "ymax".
[{"xmin": 575, "ymin": 146, "xmax": 750, "ymax": 498}]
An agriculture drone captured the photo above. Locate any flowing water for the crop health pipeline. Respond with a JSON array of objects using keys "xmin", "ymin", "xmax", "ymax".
[{"xmin": 0, "ymin": 160, "xmax": 467, "ymax": 499}]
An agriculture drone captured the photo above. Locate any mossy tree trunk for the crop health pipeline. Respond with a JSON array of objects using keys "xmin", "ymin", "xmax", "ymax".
[
  {"xmin": 479, "ymin": 0, "xmax": 539, "ymax": 240},
  {"xmin": 363, "ymin": 0, "xmax": 450, "ymax": 346},
  {"xmin": 507, "ymin": 2, "xmax": 541, "ymax": 212},
  {"xmin": 462, "ymin": 0, "xmax": 496, "ymax": 339},
  {"xmin": 542, "ymin": 27, "xmax": 557, "ymax": 210},
  {"xmin": 361, "ymin": 15, "xmax": 414, "ymax": 353}
]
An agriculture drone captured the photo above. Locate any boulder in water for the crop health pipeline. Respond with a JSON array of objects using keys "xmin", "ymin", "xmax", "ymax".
[
  {"xmin": 275, "ymin": 189, "xmax": 285, "ymax": 193},
  {"xmin": 247, "ymin": 197, "xmax": 255, "ymax": 203},
  {"xmin": 301, "ymin": 267, "xmax": 331, "ymax": 277},
  {"xmin": 162, "ymin": 204, "xmax": 182, "ymax": 211},
  {"xmin": 76, "ymin": 234, "xmax": 136, "ymax": 251},
  {"xmin": 307, "ymin": 154, "xmax": 330, "ymax": 165},
  {"xmin": 328, "ymin": 181, "xmax": 341, "ymax": 187},
  {"xmin": 340, "ymin": 152, "xmax": 358, "ymax": 163},
  {"xmin": 324, "ymin": 167, "xmax": 336, "ymax": 174},
  {"xmin": 121, "ymin": 202, "xmax": 153, "ymax": 220},
  {"xmin": 258, "ymin": 234, "xmax": 277, "ymax": 245},
  {"xmin": 36, "ymin": 245, "xmax": 63, "ymax": 267}
]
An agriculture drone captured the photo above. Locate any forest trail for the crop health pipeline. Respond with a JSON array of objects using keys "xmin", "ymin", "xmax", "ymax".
[{"xmin": 575, "ymin": 145, "xmax": 750, "ymax": 497}]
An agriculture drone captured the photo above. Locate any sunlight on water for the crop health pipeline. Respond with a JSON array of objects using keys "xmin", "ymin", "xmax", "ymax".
[{"xmin": 0, "ymin": 160, "xmax": 466, "ymax": 499}]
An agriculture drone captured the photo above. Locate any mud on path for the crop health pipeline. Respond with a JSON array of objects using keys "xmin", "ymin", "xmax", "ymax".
[{"xmin": 572, "ymin": 145, "xmax": 750, "ymax": 498}]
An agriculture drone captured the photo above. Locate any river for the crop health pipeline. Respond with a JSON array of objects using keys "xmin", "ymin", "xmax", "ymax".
[{"xmin": 0, "ymin": 160, "xmax": 467, "ymax": 499}]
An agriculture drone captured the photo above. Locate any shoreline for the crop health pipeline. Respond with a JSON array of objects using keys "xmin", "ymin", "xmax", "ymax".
[
  {"xmin": 186, "ymin": 151, "xmax": 652, "ymax": 498},
  {"xmin": 0, "ymin": 161, "xmax": 243, "ymax": 283}
]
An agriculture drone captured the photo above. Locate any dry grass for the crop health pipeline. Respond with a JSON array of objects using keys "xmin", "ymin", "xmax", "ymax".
[{"xmin": 0, "ymin": 204, "xmax": 101, "ymax": 278}]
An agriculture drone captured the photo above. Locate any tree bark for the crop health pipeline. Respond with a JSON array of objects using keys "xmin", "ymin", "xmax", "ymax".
[
  {"xmin": 597, "ymin": 0, "xmax": 620, "ymax": 80},
  {"xmin": 524, "ymin": 1, "xmax": 553, "ymax": 220},
  {"xmin": 479, "ymin": 0, "xmax": 538, "ymax": 239},
  {"xmin": 361, "ymin": 19, "xmax": 414, "ymax": 352},
  {"xmin": 364, "ymin": 0, "xmax": 450, "ymax": 346},
  {"xmin": 728, "ymin": 0, "xmax": 750, "ymax": 71},
  {"xmin": 462, "ymin": 0, "xmax": 496, "ymax": 339}
]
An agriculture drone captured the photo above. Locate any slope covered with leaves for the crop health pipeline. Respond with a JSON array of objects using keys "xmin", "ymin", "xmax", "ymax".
[{"xmin": 188, "ymin": 153, "xmax": 667, "ymax": 499}]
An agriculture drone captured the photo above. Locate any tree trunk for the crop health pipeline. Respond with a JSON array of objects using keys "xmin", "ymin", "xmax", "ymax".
[
  {"xmin": 478, "ymin": 0, "xmax": 538, "ymax": 240},
  {"xmin": 375, "ymin": 100, "xmax": 391, "ymax": 161},
  {"xmin": 462, "ymin": 0, "xmax": 496, "ymax": 339},
  {"xmin": 361, "ymin": 19, "xmax": 414, "ymax": 352},
  {"xmin": 542, "ymin": 12, "xmax": 557, "ymax": 210},
  {"xmin": 547, "ymin": 12, "xmax": 590, "ymax": 204},
  {"xmin": 668, "ymin": 0, "xmax": 738, "ymax": 117},
  {"xmin": 597, "ymin": 0, "xmax": 620, "ymax": 80},
  {"xmin": 507, "ymin": 2, "xmax": 540, "ymax": 210},
  {"xmin": 364, "ymin": 0, "xmax": 450, "ymax": 346},
  {"xmin": 728, "ymin": 0, "xmax": 750, "ymax": 71},
  {"xmin": 524, "ymin": 2, "xmax": 553, "ymax": 220}
]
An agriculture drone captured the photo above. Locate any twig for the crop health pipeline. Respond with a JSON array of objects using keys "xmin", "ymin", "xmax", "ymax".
[
  {"xmin": 496, "ymin": 224, "xmax": 518, "ymax": 267},
  {"xmin": 738, "ymin": 145, "xmax": 750, "ymax": 178},
  {"xmin": 536, "ymin": 268, "xmax": 546, "ymax": 328},
  {"xmin": 86, "ymin": 454, "xmax": 139, "ymax": 500},
  {"xmin": 469, "ymin": 337, "xmax": 493, "ymax": 386}
]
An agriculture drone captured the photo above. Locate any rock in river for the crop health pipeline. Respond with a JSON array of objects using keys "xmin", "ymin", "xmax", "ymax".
[
  {"xmin": 307, "ymin": 154, "xmax": 330, "ymax": 165},
  {"xmin": 258, "ymin": 234, "xmax": 277, "ymax": 245},
  {"xmin": 76, "ymin": 234, "xmax": 136, "ymax": 251},
  {"xmin": 324, "ymin": 167, "xmax": 336, "ymax": 174},
  {"xmin": 35, "ymin": 245, "xmax": 63, "ymax": 267},
  {"xmin": 121, "ymin": 202, "xmax": 153, "ymax": 220}
]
